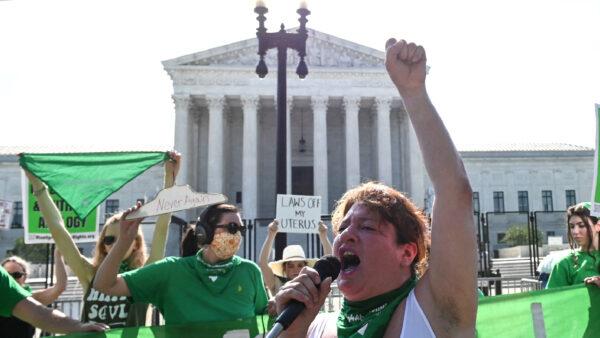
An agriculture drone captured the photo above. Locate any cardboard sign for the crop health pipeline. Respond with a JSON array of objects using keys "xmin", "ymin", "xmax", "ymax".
[
  {"xmin": 275, "ymin": 194, "xmax": 321, "ymax": 234},
  {"xmin": 21, "ymin": 174, "xmax": 99, "ymax": 244},
  {"xmin": 126, "ymin": 185, "xmax": 227, "ymax": 219},
  {"xmin": 0, "ymin": 199, "xmax": 13, "ymax": 230}
]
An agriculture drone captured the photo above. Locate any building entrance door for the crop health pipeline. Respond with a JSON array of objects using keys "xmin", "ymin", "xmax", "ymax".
[{"xmin": 292, "ymin": 166, "xmax": 314, "ymax": 195}]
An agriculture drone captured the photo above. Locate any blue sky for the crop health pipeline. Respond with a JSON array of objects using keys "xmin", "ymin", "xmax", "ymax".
[{"xmin": 1, "ymin": 0, "xmax": 599, "ymax": 150}]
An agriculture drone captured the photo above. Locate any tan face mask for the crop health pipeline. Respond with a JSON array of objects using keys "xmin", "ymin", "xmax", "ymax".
[{"xmin": 210, "ymin": 231, "xmax": 242, "ymax": 260}]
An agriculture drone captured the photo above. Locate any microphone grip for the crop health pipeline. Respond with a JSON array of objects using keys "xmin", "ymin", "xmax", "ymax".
[{"xmin": 276, "ymin": 300, "xmax": 305, "ymax": 329}]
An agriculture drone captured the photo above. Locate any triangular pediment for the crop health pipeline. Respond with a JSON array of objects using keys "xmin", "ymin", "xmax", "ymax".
[{"xmin": 163, "ymin": 28, "xmax": 385, "ymax": 69}]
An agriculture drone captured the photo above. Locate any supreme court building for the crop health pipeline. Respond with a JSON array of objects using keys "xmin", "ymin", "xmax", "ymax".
[
  {"xmin": 0, "ymin": 29, "xmax": 594, "ymax": 258},
  {"xmin": 163, "ymin": 28, "xmax": 426, "ymax": 220}
]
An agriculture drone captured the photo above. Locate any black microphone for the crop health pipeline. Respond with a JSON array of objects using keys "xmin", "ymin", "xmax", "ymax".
[{"xmin": 266, "ymin": 255, "xmax": 341, "ymax": 338}]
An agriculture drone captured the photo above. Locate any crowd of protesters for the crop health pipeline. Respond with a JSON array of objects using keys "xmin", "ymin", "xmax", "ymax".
[{"xmin": 3, "ymin": 36, "xmax": 600, "ymax": 338}]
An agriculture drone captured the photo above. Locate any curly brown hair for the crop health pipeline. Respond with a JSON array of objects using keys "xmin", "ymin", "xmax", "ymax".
[{"xmin": 331, "ymin": 182, "xmax": 430, "ymax": 277}]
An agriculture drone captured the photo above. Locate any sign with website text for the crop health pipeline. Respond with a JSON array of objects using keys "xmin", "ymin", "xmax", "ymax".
[
  {"xmin": 21, "ymin": 173, "xmax": 98, "ymax": 244},
  {"xmin": 275, "ymin": 194, "xmax": 321, "ymax": 234}
]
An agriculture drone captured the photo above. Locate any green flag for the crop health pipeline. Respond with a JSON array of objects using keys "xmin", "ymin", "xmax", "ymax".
[
  {"xmin": 20, "ymin": 152, "xmax": 168, "ymax": 219},
  {"xmin": 477, "ymin": 284, "xmax": 600, "ymax": 337}
]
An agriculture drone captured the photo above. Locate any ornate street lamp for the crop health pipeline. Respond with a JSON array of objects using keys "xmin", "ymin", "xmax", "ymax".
[{"xmin": 254, "ymin": 1, "xmax": 310, "ymax": 259}]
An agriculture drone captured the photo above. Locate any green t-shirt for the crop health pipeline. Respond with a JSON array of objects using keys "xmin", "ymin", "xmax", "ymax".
[
  {"xmin": 0, "ymin": 266, "xmax": 31, "ymax": 317},
  {"xmin": 546, "ymin": 250, "xmax": 600, "ymax": 288},
  {"xmin": 122, "ymin": 253, "xmax": 268, "ymax": 325}
]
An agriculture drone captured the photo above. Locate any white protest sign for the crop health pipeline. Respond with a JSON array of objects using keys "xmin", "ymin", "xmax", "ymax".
[
  {"xmin": 0, "ymin": 199, "xmax": 13, "ymax": 230},
  {"xmin": 547, "ymin": 236, "xmax": 563, "ymax": 246},
  {"xmin": 275, "ymin": 194, "xmax": 321, "ymax": 234},
  {"xmin": 126, "ymin": 185, "xmax": 227, "ymax": 219}
]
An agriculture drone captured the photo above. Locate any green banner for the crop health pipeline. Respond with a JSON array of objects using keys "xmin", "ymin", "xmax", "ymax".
[
  {"xmin": 23, "ymin": 183, "xmax": 98, "ymax": 244},
  {"xmin": 60, "ymin": 285, "xmax": 600, "ymax": 338},
  {"xmin": 477, "ymin": 284, "xmax": 600, "ymax": 337},
  {"xmin": 63, "ymin": 315, "xmax": 271, "ymax": 338},
  {"xmin": 20, "ymin": 152, "xmax": 168, "ymax": 220}
]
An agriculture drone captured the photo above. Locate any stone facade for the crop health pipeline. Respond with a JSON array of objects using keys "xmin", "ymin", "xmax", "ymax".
[
  {"xmin": 0, "ymin": 31, "xmax": 595, "ymax": 260},
  {"xmin": 162, "ymin": 28, "xmax": 425, "ymax": 221}
]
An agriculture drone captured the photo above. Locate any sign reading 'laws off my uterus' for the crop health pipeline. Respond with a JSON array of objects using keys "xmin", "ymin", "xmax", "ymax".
[{"xmin": 275, "ymin": 194, "xmax": 321, "ymax": 234}]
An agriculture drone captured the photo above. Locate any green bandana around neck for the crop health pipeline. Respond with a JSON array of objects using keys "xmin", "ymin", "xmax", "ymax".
[
  {"xmin": 337, "ymin": 276, "xmax": 417, "ymax": 338},
  {"xmin": 195, "ymin": 249, "xmax": 242, "ymax": 295}
]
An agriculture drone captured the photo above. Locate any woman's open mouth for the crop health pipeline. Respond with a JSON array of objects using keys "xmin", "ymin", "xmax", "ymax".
[{"xmin": 340, "ymin": 250, "xmax": 361, "ymax": 275}]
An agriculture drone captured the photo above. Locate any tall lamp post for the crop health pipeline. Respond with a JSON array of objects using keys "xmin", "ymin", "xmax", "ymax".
[{"xmin": 254, "ymin": 1, "xmax": 310, "ymax": 259}]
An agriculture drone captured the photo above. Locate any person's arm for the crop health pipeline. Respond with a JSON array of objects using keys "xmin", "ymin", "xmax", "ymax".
[
  {"xmin": 32, "ymin": 249, "xmax": 67, "ymax": 306},
  {"xmin": 259, "ymin": 220, "xmax": 279, "ymax": 293},
  {"xmin": 12, "ymin": 296, "xmax": 108, "ymax": 334},
  {"xmin": 146, "ymin": 151, "xmax": 181, "ymax": 265},
  {"xmin": 94, "ymin": 204, "xmax": 143, "ymax": 297},
  {"xmin": 317, "ymin": 221, "xmax": 332, "ymax": 256},
  {"xmin": 385, "ymin": 39, "xmax": 477, "ymax": 332},
  {"xmin": 24, "ymin": 170, "xmax": 95, "ymax": 290}
]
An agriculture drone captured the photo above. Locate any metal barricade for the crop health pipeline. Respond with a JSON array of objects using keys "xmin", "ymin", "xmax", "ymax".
[{"xmin": 478, "ymin": 276, "xmax": 542, "ymax": 296}]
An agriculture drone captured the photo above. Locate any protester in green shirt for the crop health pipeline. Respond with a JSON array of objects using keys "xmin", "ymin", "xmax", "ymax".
[
  {"xmin": 1, "ymin": 266, "xmax": 108, "ymax": 334},
  {"xmin": 547, "ymin": 202, "xmax": 600, "ymax": 288},
  {"xmin": 24, "ymin": 151, "xmax": 181, "ymax": 328},
  {"xmin": 1, "ymin": 251, "xmax": 67, "ymax": 338},
  {"xmin": 94, "ymin": 203, "xmax": 269, "ymax": 325}
]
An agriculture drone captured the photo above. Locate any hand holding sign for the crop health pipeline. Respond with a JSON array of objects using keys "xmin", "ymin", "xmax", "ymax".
[
  {"xmin": 120, "ymin": 202, "xmax": 144, "ymax": 243},
  {"xmin": 275, "ymin": 194, "xmax": 322, "ymax": 234}
]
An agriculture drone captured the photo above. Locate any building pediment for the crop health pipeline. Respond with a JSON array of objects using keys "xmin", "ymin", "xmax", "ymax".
[{"xmin": 163, "ymin": 28, "xmax": 385, "ymax": 69}]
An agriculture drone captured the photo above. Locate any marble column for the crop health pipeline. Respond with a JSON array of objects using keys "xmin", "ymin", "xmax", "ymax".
[
  {"xmin": 344, "ymin": 96, "xmax": 361, "ymax": 189},
  {"xmin": 376, "ymin": 97, "xmax": 393, "ymax": 184},
  {"xmin": 286, "ymin": 97, "xmax": 293, "ymax": 194},
  {"xmin": 312, "ymin": 96, "xmax": 329, "ymax": 214},
  {"xmin": 206, "ymin": 95, "xmax": 225, "ymax": 193},
  {"xmin": 172, "ymin": 95, "xmax": 191, "ymax": 186},
  {"xmin": 241, "ymin": 96, "xmax": 259, "ymax": 219}
]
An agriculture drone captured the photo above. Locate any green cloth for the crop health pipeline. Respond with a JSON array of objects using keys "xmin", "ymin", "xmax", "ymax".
[
  {"xmin": 0, "ymin": 267, "xmax": 31, "ymax": 317},
  {"xmin": 62, "ymin": 315, "xmax": 271, "ymax": 338},
  {"xmin": 60, "ymin": 284, "xmax": 600, "ymax": 338},
  {"xmin": 122, "ymin": 254, "xmax": 268, "ymax": 325},
  {"xmin": 546, "ymin": 250, "xmax": 600, "ymax": 288},
  {"xmin": 337, "ymin": 277, "xmax": 416, "ymax": 338},
  {"xmin": 20, "ymin": 152, "xmax": 168, "ymax": 219},
  {"xmin": 477, "ymin": 284, "xmax": 600, "ymax": 337}
]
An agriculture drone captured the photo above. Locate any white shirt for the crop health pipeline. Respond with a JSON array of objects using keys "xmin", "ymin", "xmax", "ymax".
[{"xmin": 306, "ymin": 289, "xmax": 436, "ymax": 338}]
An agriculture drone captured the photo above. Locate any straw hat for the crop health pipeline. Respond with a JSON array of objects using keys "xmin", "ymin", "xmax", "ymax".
[{"xmin": 268, "ymin": 245, "xmax": 318, "ymax": 278}]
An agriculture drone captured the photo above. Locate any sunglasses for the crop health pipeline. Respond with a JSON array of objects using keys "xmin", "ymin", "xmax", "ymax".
[
  {"xmin": 215, "ymin": 222, "xmax": 246, "ymax": 235},
  {"xmin": 103, "ymin": 235, "xmax": 116, "ymax": 246},
  {"xmin": 10, "ymin": 271, "xmax": 26, "ymax": 279}
]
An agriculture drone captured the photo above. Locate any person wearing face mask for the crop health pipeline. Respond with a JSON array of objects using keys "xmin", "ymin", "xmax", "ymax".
[{"xmin": 93, "ymin": 203, "xmax": 269, "ymax": 325}]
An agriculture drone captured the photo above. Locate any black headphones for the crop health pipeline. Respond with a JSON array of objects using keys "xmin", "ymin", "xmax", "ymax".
[
  {"xmin": 195, "ymin": 206, "xmax": 214, "ymax": 246},
  {"xmin": 195, "ymin": 205, "xmax": 247, "ymax": 246}
]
